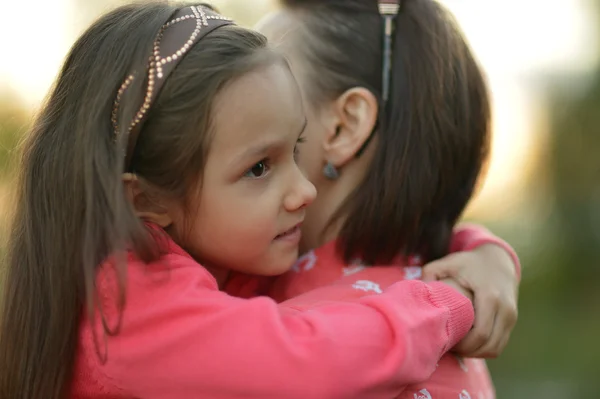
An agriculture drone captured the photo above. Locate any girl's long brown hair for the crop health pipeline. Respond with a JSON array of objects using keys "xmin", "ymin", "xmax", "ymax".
[{"xmin": 0, "ymin": 3, "xmax": 277, "ymax": 398}]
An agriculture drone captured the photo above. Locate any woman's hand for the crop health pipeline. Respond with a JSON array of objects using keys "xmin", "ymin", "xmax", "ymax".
[
  {"xmin": 438, "ymin": 278, "xmax": 474, "ymax": 304},
  {"xmin": 422, "ymin": 244, "xmax": 519, "ymax": 358}
]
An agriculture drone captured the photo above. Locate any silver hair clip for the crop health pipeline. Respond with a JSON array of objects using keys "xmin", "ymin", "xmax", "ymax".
[{"xmin": 378, "ymin": 0, "xmax": 401, "ymax": 103}]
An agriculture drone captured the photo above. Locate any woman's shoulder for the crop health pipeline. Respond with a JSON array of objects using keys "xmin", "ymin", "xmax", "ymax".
[
  {"xmin": 398, "ymin": 355, "xmax": 494, "ymax": 399},
  {"xmin": 121, "ymin": 247, "xmax": 218, "ymax": 291}
]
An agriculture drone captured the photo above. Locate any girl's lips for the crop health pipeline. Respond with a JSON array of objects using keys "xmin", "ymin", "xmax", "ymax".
[{"xmin": 275, "ymin": 224, "xmax": 302, "ymax": 243}]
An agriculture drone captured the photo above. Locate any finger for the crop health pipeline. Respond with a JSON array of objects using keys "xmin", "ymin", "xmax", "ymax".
[
  {"xmin": 471, "ymin": 301, "xmax": 518, "ymax": 358},
  {"xmin": 440, "ymin": 278, "xmax": 474, "ymax": 303},
  {"xmin": 469, "ymin": 315, "xmax": 512, "ymax": 358},
  {"xmin": 469, "ymin": 313, "xmax": 502, "ymax": 358},
  {"xmin": 455, "ymin": 292, "xmax": 497, "ymax": 355},
  {"xmin": 421, "ymin": 255, "xmax": 461, "ymax": 282},
  {"xmin": 493, "ymin": 333, "xmax": 512, "ymax": 358}
]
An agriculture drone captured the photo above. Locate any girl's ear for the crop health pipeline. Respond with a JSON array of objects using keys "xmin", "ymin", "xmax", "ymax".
[{"xmin": 122, "ymin": 173, "xmax": 173, "ymax": 227}]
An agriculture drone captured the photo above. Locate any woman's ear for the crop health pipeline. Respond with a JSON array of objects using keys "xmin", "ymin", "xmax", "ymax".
[
  {"xmin": 122, "ymin": 173, "xmax": 173, "ymax": 227},
  {"xmin": 323, "ymin": 87, "xmax": 378, "ymax": 168}
]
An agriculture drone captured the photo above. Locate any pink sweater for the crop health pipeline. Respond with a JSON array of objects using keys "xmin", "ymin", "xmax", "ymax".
[
  {"xmin": 249, "ymin": 225, "xmax": 519, "ymax": 399},
  {"xmin": 71, "ymin": 230, "xmax": 474, "ymax": 398}
]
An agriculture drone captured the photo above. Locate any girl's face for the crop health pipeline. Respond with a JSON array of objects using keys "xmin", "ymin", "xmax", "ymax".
[{"xmin": 169, "ymin": 62, "xmax": 316, "ymax": 282}]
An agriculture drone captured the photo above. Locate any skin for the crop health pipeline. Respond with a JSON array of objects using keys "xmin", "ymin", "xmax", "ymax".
[
  {"xmin": 127, "ymin": 62, "xmax": 315, "ymax": 286},
  {"xmin": 256, "ymin": 10, "xmax": 381, "ymax": 254},
  {"xmin": 256, "ymin": 9, "xmax": 518, "ymax": 358}
]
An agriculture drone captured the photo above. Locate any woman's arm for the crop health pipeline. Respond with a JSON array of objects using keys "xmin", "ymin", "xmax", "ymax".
[
  {"xmin": 447, "ymin": 223, "xmax": 520, "ymax": 279},
  {"xmin": 423, "ymin": 223, "xmax": 520, "ymax": 357}
]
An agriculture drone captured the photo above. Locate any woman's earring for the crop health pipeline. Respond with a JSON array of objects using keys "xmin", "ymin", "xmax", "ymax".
[{"xmin": 323, "ymin": 162, "xmax": 340, "ymax": 180}]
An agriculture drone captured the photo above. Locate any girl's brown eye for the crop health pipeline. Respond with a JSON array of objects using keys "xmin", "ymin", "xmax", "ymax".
[{"xmin": 245, "ymin": 160, "xmax": 269, "ymax": 178}]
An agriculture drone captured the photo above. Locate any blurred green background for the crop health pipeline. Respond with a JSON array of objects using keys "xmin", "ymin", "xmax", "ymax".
[{"xmin": 1, "ymin": 0, "xmax": 599, "ymax": 397}]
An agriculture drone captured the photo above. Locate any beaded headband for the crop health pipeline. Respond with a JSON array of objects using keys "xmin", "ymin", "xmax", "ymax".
[
  {"xmin": 112, "ymin": 5, "xmax": 234, "ymax": 170},
  {"xmin": 378, "ymin": 0, "xmax": 401, "ymax": 103}
]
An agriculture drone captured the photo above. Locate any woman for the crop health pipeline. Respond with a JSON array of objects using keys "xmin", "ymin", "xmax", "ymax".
[{"xmin": 251, "ymin": 0, "xmax": 519, "ymax": 397}]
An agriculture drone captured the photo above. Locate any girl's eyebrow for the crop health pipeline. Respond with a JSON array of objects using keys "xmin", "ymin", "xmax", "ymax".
[
  {"xmin": 230, "ymin": 117, "xmax": 308, "ymax": 167},
  {"xmin": 232, "ymin": 138, "xmax": 286, "ymax": 166}
]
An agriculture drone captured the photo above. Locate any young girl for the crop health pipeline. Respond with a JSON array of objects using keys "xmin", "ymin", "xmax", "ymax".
[
  {"xmin": 254, "ymin": 0, "xmax": 520, "ymax": 397},
  {"xmin": 0, "ymin": 3, "xmax": 485, "ymax": 399}
]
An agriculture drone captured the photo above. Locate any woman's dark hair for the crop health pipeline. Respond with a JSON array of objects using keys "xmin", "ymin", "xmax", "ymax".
[
  {"xmin": 281, "ymin": 0, "xmax": 491, "ymax": 264},
  {"xmin": 0, "ymin": 3, "xmax": 279, "ymax": 398}
]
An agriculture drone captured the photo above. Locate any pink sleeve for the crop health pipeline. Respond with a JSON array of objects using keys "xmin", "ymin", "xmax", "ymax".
[
  {"xmin": 94, "ymin": 256, "xmax": 474, "ymax": 399},
  {"xmin": 450, "ymin": 223, "xmax": 521, "ymax": 280}
]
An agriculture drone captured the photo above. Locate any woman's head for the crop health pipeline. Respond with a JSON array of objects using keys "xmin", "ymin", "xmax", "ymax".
[
  {"xmin": 257, "ymin": 0, "xmax": 491, "ymax": 264},
  {"xmin": 0, "ymin": 3, "xmax": 313, "ymax": 398}
]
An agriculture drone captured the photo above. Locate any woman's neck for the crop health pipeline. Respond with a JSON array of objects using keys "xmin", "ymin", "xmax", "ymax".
[
  {"xmin": 301, "ymin": 143, "xmax": 377, "ymax": 255},
  {"xmin": 299, "ymin": 174, "xmax": 357, "ymax": 254}
]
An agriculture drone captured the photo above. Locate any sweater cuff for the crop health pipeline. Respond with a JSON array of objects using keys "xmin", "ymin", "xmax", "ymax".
[{"xmin": 426, "ymin": 281, "xmax": 475, "ymax": 351}]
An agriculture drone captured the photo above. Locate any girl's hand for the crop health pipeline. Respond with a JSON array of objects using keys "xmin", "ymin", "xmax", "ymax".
[{"xmin": 422, "ymin": 244, "xmax": 519, "ymax": 358}]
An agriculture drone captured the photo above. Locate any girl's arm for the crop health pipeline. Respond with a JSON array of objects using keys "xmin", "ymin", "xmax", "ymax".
[{"xmin": 88, "ymin": 254, "xmax": 473, "ymax": 399}]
